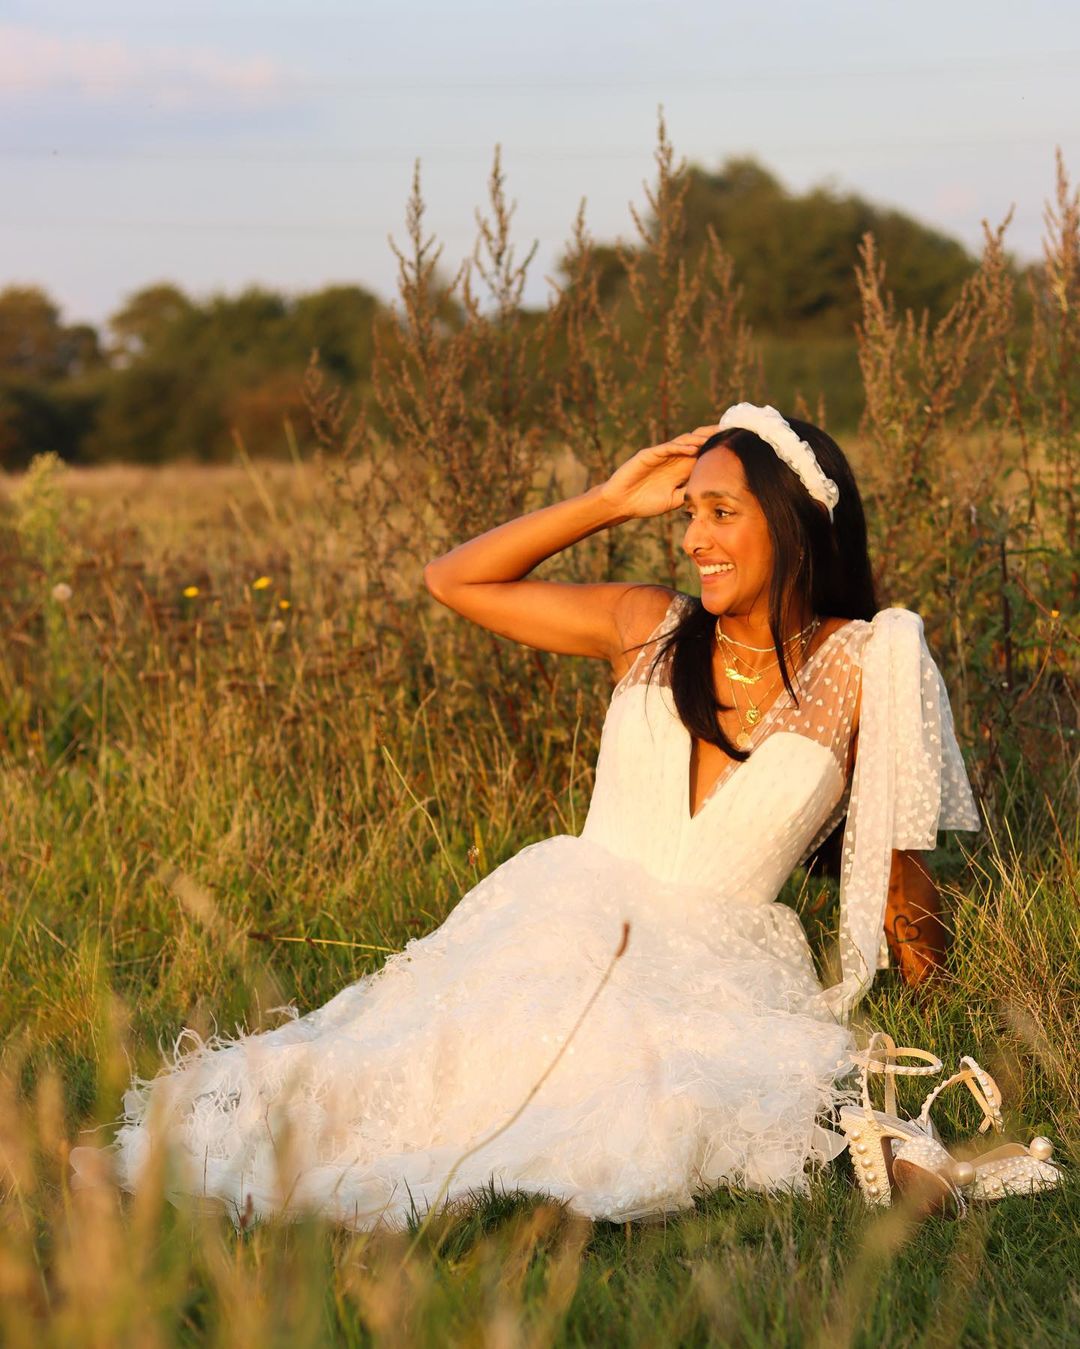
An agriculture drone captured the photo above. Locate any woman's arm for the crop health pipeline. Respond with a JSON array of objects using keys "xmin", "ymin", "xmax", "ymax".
[
  {"xmin": 885, "ymin": 850, "xmax": 949, "ymax": 987},
  {"xmin": 423, "ymin": 426, "xmax": 716, "ymax": 675}
]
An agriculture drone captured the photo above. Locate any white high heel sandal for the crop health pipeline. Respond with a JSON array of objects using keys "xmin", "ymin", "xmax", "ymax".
[
  {"xmin": 838, "ymin": 1032, "xmax": 944, "ymax": 1207},
  {"xmin": 891, "ymin": 1056, "xmax": 1062, "ymax": 1213}
]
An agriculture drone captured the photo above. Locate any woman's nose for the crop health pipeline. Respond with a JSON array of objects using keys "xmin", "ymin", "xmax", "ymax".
[{"xmin": 682, "ymin": 515, "xmax": 705, "ymax": 554}]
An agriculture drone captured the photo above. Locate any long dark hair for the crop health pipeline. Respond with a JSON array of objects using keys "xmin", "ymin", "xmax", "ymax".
[{"xmin": 649, "ymin": 416, "xmax": 877, "ymax": 763}]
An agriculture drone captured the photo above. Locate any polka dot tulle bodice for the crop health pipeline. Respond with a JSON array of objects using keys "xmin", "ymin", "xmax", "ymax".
[
  {"xmin": 585, "ymin": 594, "xmax": 980, "ymax": 1015},
  {"xmin": 70, "ymin": 593, "xmax": 980, "ymax": 1231}
]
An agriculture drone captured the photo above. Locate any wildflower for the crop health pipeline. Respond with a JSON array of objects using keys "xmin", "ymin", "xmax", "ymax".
[
  {"xmin": 252, "ymin": 576, "xmax": 271, "ymax": 590},
  {"xmin": 183, "ymin": 585, "xmax": 200, "ymax": 598},
  {"xmin": 1050, "ymin": 608, "xmax": 1060, "ymax": 619},
  {"xmin": 270, "ymin": 619, "xmax": 286, "ymax": 636},
  {"xmin": 51, "ymin": 581, "xmax": 72, "ymax": 603},
  {"xmin": 278, "ymin": 598, "xmax": 290, "ymax": 610}
]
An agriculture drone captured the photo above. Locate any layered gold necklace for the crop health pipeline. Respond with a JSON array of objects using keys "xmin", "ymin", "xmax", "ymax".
[{"xmin": 715, "ymin": 618, "xmax": 819, "ymax": 749}]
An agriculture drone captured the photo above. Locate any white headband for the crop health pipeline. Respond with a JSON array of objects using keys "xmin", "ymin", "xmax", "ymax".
[{"xmin": 717, "ymin": 403, "xmax": 840, "ymax": 522}]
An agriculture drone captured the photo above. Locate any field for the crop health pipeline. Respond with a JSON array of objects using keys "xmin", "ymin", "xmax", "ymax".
[
  {"xmin": 1, "ymin": 140, "xmax": 1079, "ymax": 1346},
  {"xmin": 0, "ymin": 446, "xmax": 1076, "ymax": 1349}
]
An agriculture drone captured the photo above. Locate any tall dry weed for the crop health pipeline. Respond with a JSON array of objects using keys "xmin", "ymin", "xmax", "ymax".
[
  {"xmin": 854, "ymin": 165, "xmax": 1077, "ymax": 819},
  {"xmin": 0, "ymin": 124, "xmax": 1077, "ymax": 1348}
]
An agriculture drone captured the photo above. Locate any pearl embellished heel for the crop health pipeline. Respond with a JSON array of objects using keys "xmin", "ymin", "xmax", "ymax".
[
  {"xmin": 891, "ymin": 1134, "xmax": 968, "ymax": 1217},
  {"xmin": 839, "ymin": 1033, "xmax": 944, "ymax": 1207}
]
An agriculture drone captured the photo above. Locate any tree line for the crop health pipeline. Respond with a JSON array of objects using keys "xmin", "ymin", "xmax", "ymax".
[{"xmin": 0, "ymin": 156, "xmax": 1007, "ymax": 469}]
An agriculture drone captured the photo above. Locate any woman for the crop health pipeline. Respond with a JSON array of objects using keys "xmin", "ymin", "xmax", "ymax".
[{"xmin": 72, "ymin": 405, "xmax": 980, "ymax": 1229}]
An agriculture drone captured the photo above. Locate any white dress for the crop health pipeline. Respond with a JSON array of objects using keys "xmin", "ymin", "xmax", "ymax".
[{"xmin": 71, "ymin": 595, "xmax": 980, "ymax": 1228}]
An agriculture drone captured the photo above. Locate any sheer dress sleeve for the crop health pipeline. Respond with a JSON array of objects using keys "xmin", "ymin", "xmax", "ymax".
[{"xmin": 822, "ymin": 607, "xmax": 982, "ymax": 1020}]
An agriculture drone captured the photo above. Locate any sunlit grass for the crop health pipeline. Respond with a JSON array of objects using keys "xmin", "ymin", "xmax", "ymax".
[
  {"xmin": 0, "ymin": 451, "xmax": 1076, "ymax": 1346},
  {"xmin": 1, "ymin": 129, "xmax": 1077, "ymax": 1347}
]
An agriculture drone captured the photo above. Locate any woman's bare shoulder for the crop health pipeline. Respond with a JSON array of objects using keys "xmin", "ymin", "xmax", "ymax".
[
  {"xmin": 811, "ymin": 613, "xmax": 873, "ymax": 658},
  {"xmin": 609, "ymin": 585, "xmax": 684, "ymax": 683},
  {"xmin": 818, "ymin": 616, "xmax": 850, "ymax": 638}
]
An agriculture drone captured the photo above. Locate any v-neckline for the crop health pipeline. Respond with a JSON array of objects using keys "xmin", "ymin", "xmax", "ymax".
[{"xmin": 684, "ymin": 623, "xmax": 852, "ymax": 823}]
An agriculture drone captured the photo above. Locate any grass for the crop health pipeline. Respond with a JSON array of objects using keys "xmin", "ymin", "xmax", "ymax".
[{"xmin": 0, "ymin": 454, "xmax": 1077, "ymax": 1348}]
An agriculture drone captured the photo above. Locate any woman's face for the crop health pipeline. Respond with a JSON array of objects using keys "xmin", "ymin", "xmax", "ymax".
[{"xmin": 680, "ymin": 447, "xmax": 774, "ymax": 619}]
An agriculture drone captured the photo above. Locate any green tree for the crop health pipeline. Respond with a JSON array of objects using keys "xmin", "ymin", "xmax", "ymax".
[
  {"xmin": 88, "ymin": 283, "xmax": 385, "ymax": 461},
  {"xmin": 293, "ymin": 285, "xmax": 380, "ymax": 385},
  {"xmin": 678, "ymin": 158, "xmax": 977, "ymax": 334},
  {"xmin": 556, "ymin": 156, "xmax": 978, "ymax": 335},
  {"xmin": 0, "ymin": 286, "xmax": 104, "ymax": 379},
  {"xmin": 106, "ymin": 283, "xmax": 193, "ymax": 365},
  {"xmin": 0, "ymin": 378, "xmax": 101, "ymax": 469},
  {"xmin": 0, "ymin": 287, "xmax": 106, "ymax": 467}
]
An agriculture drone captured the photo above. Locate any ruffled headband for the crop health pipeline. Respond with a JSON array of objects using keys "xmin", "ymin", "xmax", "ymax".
[{"xmin": 717, "ymin": 403, "xmax": 840, "ymax": 522}]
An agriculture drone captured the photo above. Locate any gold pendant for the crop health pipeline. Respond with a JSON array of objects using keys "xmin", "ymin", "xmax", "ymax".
[
  {"xmin": 723, "ymin": 665, "xmax": 761, "ymax": 685},
  {"xmin": 745, "ymin": 706, "xmax": 761, "ymax": 725},
  {"xmin": 735, "ymin": 731, "xmax": 752, "ymax": 750}
]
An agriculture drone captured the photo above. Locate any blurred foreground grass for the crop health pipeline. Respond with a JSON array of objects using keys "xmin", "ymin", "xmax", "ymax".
[{"xmin": 0, "ymin": 454, "xmax": 1076, "ymax": 1347}]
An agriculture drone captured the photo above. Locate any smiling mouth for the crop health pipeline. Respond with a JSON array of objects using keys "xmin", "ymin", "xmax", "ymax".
[{"xmin": 698, "ymin": 563, "xmax": 734, "ymax": 576}]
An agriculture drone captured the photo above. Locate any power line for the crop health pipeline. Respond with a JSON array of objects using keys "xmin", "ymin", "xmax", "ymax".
[
  {"xmin": 1, "ymin": 53, "xmax": 1079, "ymax": 94},
  {"xmin": 0, "ymin": 208, "xmax": 1046, "ymax": 241},
  {"xmin": 0, "ymin": 217, "xmax": 529, "ymax": 238},
  {"xmin": 0, "ymin": 132, "xmax": 1072, "ymax": 165}
]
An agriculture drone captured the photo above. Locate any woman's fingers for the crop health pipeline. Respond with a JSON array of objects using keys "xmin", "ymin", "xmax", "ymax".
[
  {"xmin": 668, "ymin": 426, "xmax": 719, "ymax": 450},
  {"xmin": 603, "ymin": 424, "xmax": 719, "ymax": 518},
  {"xmin": 642, "ymin": 425, "xmax": 718, "ymax": 455}
]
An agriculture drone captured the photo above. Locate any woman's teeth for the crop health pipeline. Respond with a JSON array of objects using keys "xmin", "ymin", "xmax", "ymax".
[{"xmin": 699, "ymin": 563, "xmax": 733, "ymax": 575}]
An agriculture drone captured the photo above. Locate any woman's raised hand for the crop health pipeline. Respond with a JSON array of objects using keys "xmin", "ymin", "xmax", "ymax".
[
  {"xmin": 599, "ymin": 427, "xmax": 719, "ymax": 519},
  {"xmin": 423, "ymin": 422, "xmax": 719, "ymax": 665}
]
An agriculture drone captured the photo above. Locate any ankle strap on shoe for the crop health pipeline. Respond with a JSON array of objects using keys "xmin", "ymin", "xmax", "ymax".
[
  {"xmin": 854, "ymin": 1032, "xmax": 943, "ymax": 1118},
  {"xmin": 917, "ymin": 1056, "xmax": 1004, "ymax": 1135}
]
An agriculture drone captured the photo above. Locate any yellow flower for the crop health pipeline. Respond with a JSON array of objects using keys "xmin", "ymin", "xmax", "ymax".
[
  {"xmin": 1050, "ymin": 608, "xmax": 1060, "ymax": 619},
  {"xmin": 183, "ymin": 585, "xmax": 200, "ymax": 598},
  {"xmin": 252, "ymin": 576, "xmax": 272, "ymax": 590},
  {"xmin": 278, "ymin": 598, "xmax": 291, "ymax": 610}
]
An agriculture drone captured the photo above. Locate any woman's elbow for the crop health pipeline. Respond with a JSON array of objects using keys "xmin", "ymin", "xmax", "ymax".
[{"xmin": 423, "ymin": 560, "xmax": 453, "ymax": 606}]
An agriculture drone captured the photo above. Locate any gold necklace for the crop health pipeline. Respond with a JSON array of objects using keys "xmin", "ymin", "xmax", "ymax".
[
  {"xmin": 715, "ymin": 619, "xmax": 819, "ymax": 687},
  {"xmin": 716, "ymin": 618, "xmax": 818, "ymax": 654},
  {"xmin": 718, "ymin": 644, "xmax": 778, "ymax": 686},
  {"xmin": 724, "ymin": 666, "xmax": 776, "ymax": 749},
  {"xmin": 719, "ymin": 619, "xmax": 820, "ymax": 749}
]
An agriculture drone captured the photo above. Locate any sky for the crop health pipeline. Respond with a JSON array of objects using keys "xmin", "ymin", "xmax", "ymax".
[{"xmin": 2, "ymin": 0, "xmax": 1078, "ymax": 330}]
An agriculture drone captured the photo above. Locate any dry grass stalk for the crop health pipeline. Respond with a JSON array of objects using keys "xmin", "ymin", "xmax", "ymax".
[{"xmin": 0, "ymin": 126, "xmax": 1076, "ymax": 1347}]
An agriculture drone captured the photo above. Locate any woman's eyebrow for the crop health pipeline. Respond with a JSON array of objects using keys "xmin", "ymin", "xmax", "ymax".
[{"xmin": 682, "ymin": 488, "xmax": 742, "ymax": 503}]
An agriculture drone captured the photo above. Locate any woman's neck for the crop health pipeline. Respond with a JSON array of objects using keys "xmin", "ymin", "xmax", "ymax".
[
  {"xmin": 715, "ymin": 604, "xmax": 816, "ymax": 670},
  {"xmin": 722, "ymin": 604, "xmax": 814, "ymax": 644}
]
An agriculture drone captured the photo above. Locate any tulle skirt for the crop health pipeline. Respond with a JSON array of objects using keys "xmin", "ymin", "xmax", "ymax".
[{"xmin": 71, "ymin": 835, "xmax": 855, "ymax": 1229}]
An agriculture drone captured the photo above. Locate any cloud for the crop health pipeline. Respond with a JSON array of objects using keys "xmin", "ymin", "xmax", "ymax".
[{"xmin": 0, "ymin": 23, "xmax": 288, "ymax": 105}]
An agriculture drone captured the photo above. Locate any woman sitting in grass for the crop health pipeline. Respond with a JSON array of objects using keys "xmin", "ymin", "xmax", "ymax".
[{"xmin": 73, "ymin": 406, "xmax": 987, "ymax": 1228}]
